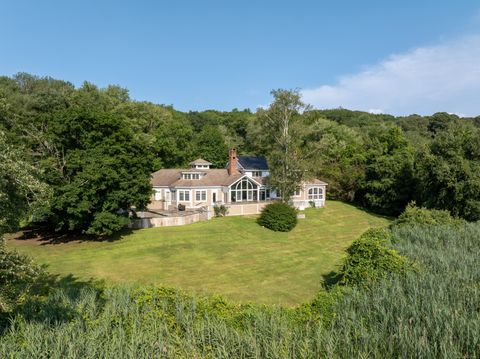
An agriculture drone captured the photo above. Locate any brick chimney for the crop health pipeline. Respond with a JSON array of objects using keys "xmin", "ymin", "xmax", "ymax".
[{"xmin": 228, "ymin": 148, "xmax": 238, "ymax": 175}]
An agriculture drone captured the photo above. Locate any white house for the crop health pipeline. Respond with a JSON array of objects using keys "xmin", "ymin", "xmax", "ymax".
[{"xmin": 148, "ymin": 148, "xmax": 327, "ymax": 215}]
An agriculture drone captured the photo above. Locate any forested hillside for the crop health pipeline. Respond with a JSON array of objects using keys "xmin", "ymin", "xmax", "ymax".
[{"xmin": 1, "ymin": 73, "xmax": 479, "ymax": 236}]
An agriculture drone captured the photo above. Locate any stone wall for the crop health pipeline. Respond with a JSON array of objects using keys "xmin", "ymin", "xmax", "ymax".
[{"xmin": 130, "ymin": 212, "xmax": 205, "ymax": 229}]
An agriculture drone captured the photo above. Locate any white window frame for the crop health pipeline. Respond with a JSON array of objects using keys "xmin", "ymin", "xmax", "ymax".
[
  {"xmin": 252, "ymin": 171, "xmax": 262, "ymax": 177},
  {"xmin": 183, "ymin": 173, "xmax": 201, "ymax": 180},
  {"xmin": 195, "ymin": 190, "xmax": 207, "ymax": 201},
  {"xmin": 178, "ymin": 190, "xmax": 190, "ymax": 202},
  {"xmin": 308, "ymin": 187, "xmax": 323, "ymax": 200}
]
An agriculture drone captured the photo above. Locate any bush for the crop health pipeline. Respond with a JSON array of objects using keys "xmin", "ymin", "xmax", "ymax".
[
  {"xmin": 257, "ymin": 202, "xmax": 297, "ymax": 232},
  {"xmin": 213, "ymin": 204, "xmax": 229, "ymax": 217},
  {"xmin": 392, "ymin": 202, "xmax": 463, "ymax": 228},
  {"xmin": 0, "ymin": 238, "xmax": 51, "ymax": 319},
  {"xmin": 339, "ymin": 228, "xmax": 411, "ymax": 286}
]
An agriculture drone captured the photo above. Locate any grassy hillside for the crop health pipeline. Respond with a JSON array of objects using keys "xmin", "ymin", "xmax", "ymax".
[
  {"xmin": 7, "ymin": 201, "xmax": 389, "ymax": 305},
  {"xmin": 2, "ymin": 222, "xmax": 478, "ymax": 358}
]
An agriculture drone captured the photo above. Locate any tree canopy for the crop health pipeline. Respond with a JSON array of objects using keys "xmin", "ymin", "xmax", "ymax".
[{"xmin": 1, "ymin": 73, "xmax": 479, "ymax": 238}]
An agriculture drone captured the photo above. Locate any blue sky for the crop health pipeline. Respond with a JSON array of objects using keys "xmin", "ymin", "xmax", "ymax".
[{"xmin": 2, "ymin": 1, "xmax": 480, "ymax": 115}]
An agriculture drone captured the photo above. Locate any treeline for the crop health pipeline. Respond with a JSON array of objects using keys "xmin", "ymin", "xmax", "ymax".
[{"xmin": 1, "ymin": 73, "xmax": 479, "ymax": 235}]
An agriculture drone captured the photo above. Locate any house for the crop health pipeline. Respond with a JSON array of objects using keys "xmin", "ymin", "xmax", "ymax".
[{"xmin": 149, "ymin": 148, "xmax": 327, "ymax": 216}]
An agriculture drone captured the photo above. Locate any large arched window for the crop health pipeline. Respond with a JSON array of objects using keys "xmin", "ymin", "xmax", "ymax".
[
  {"xmin": 308, "ymin": 187, "xmax": 323, "ymax": 200},
  {"xmin": 231, "ymin": 178, "xmax": 258, "ymax": 202}
]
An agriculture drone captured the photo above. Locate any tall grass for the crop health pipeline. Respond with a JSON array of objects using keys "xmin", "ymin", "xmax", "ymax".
[{"xmin": 1, "ymin": 223, "xmax": 479, "ymax": 358}]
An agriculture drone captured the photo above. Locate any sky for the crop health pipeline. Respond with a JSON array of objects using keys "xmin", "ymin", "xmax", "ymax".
[{"xmin": 1, "ymin": 0, "xmax": 480, "ymax": 116}]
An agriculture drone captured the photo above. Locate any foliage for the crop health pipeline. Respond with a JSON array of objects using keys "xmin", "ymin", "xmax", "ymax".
[
  {"xmin": 1, "ymin": 72, "xmax": 479, "ymax": 234},
  {"xmin": 257, "ymin": 202, "xmax": 297, "ymax": 232},
  {"xmin": 305, "ymin": 118, "xmax": 366, "ymax": 201},
  {"xmin": 213, "ymin": 204, "xmax": 229, "ymax": 217},
  {"xmin": 339, "ymin": 228, "xmax": 411, "ymax": 286},
  {"xmin": 0, "ymin": 239, "xmax": 50, "ymax": 318},
  {"xmin": 193, "ymin": 125, "xmax": 228, "ymax": 167},
  {"xmin": 0, "ymin": 76, "xmax": 157, "ymax": 236},
  {"xmin": 0, "ymin": 131, "xmax": 51, "ymax": 236},
  {"xmin": 1, "ymin": 223, "xmax": 479, "ymax": 358},
  {"xmin": 254, "ymin": 89, "xmax": 311, "ymax": 202},
  {"xmin": 357, "ymin": 125, "xmax": 415, "ymax": 215},
  {"xmin": 416, "ymin": 121, "xmax": 480, "ymax": 221},
  {"xmin": 392, "ymin": 202, "xmax": 463, "ymax": 227}
]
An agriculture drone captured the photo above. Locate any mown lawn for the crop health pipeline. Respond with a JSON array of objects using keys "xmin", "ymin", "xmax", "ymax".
[{"xmin": 7, "ymin": 201, "xmax": 389, "ymax": 305}]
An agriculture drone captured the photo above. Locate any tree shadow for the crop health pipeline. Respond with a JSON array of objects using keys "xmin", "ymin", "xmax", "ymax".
[
  {"xmin": 6, "ymin": 273, "xmax": 106, "ymax": 331},
  {"xmin": 321, "ymin": 271, "xmax": 342, "ymax": 290},
  {"xmin": 12, "ymin": 225, "xmax": 133, "ymax": 245}
]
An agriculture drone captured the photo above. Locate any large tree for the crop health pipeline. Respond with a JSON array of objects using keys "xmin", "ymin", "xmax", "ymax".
[
  {"xmin": 193, "ymin": 125, "xmax": 228, "ymax": 168},
  {"xmin": 0, "ymin": 131, "xmax": 50, "ymax": 236},
  {"xmin": 357, "ymin": 125, "xmax": 415, "ymax": 215},
  {"xmin": 305, "ymin": 118, "xmax": 366, "ymax": 201},
  {"xmin": 255, "ymin": 89, "xmax": 311, "ymax": 202},
  {"xmin": 1, "ymin": 77, "xmax": 157, "ymax": 236},
  {"xmin": 416, "ymin": 121, "xmax": 480, "ymax": 221}
]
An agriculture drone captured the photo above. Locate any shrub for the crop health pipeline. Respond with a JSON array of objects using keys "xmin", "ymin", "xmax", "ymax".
[
  {"xmin": 213, "ymin": 204, "xmax": 229, "ymax": 217},
  {"xmin": 257, "ymin": 202, "xmax": 297, "ymax": 232},
  {"xmin": 392, "ymin": 202, "xmax": 463, "ymax": 228},
  {"xmin": 339, "ymin": 228, "xmax": 411, "ymax": 286},
  {"xmin": 0, "ymin": 238, "xmax": 51, "ymax": 319}
]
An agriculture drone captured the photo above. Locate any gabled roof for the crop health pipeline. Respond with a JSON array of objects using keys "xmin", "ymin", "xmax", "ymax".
[
  {"xmin": 237, "ymin": 156, "xmax": 268, "ymax": 170},
  {"xmin": 305, "ymin": 179, "xmax": 328, "ymax": 186},
  {"xmin": 190, "ymin": 158, "xmax": 212, "ymax": 165},
  {"xmin": 152, "ymin": 168, "xmax": 239, "ymax": 188}
]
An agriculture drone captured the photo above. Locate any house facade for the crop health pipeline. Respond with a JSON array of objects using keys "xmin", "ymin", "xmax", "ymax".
[{"xmin": 149, "ymin": 148, "xmax": 327, "ymax": 215}]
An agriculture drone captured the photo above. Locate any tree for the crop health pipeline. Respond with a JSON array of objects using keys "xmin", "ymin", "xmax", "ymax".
[
  {"xmin": 256, "ymin": 89, "xmax": 311, "ymax": 202},
  {"xmin": 416, "ymin": 122, "xmax": 480, "ymax": 221},
  {"xmin": 304, "ymin": 117, "xmax": 366, "ymax": 201},
  {"xmin": 357, "ymin": 125, "xmax": 415, "ymax": 215},
  {"xmin": 0, "ymin": 131, "xmax": 50, "ymax": 236},
  {"xmin": 44, "ymin": 107, "xmax": 157, "ymax": 236},
  {"xmin": 193, "ymin": 125, "xmax": 228, "ymax": 168}
]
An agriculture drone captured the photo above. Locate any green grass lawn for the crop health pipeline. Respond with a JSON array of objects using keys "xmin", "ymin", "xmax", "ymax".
[{"xmin": 7, "ymin": 201, "xmax": 389, "ymax": 306}]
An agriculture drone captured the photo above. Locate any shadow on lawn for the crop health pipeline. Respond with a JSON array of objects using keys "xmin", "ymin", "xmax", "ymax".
[
  {"xmin": 321, "ymin": 271, "xmax": 342, "ymax": 290},
  {"xmin": 0, "ymin": 273, "xmax": 106, "ymax": 334},
  {"xmin": 12, "ymin": 225, "xmax": 134, "ymax": 245}
]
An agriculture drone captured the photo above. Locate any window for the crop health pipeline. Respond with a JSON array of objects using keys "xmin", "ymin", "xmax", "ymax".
[
  {"xmin": 294, "ymin": 189, "xmax": 301, "ymax": 196},
  {"xmin": 231, "ymin": 178, "xmax": 258, "ymax": 202},
  {"xmin": 195, "ymin": 190, "xmax": 207, "ymax": 201},
  {"xmin": 154, "ymin": 191, "xmax": 162, "ymax": 201},
  {"xmin": 260, "ymin": 188, "xmax": 270, "ymax": 201},
  {"xmin": 308, "ymin": 187, "xmax": 323, "ymax": 200},
  {"xmin": 252, "ymin": 171, "xmax": 262, "ymax": 177},
  {"xmin": 178, "ymin": 190, "xmax": 190, "ymax": 201},
  {"xmin": 183, "ymin": 173, "xmax": 201, "ymax": 180}
]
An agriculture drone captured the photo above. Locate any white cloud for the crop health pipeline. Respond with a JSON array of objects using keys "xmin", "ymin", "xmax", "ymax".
[{"xmin": 302, "ymin": 35, "xmax": 480, "ymax": 117}]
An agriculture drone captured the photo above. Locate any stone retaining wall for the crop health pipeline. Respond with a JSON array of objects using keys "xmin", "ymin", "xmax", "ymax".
[{"xmin": 130, "ymin": 212, "xmax": 207, "ymax": 228}]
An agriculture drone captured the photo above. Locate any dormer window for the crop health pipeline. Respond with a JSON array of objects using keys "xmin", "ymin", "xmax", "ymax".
[
  {"xmin": 182, "ymin": 172, "xmax": 202, "ymax": 180},
  {"xmin": 189, "ymin": 158, "xmax": 212, "ymax": 170}
]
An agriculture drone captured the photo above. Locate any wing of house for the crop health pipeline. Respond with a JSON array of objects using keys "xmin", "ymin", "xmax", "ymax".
[{"xmin": 149, "ymin": 148, "xmax": 327, "ymax": 214}]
